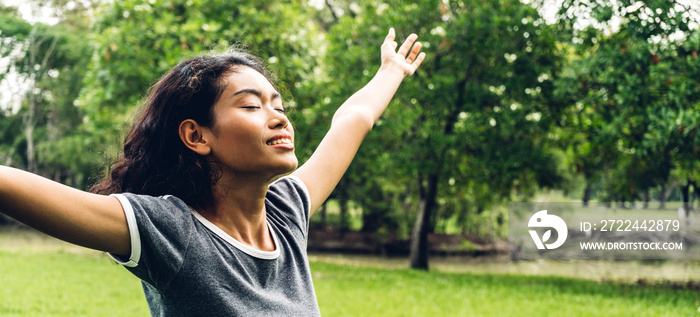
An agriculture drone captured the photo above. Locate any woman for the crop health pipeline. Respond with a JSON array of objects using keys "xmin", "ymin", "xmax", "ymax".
[{"xmin": 0, "ymin": 28, "xmax": 424, "ymax": 316}]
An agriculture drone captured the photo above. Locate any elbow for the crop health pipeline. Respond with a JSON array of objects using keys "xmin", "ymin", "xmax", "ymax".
[
  {"xmin": 331, "ymin": 109, "xmax": 375, "ymax": 133},
  {"xmin": 0, "ymin": 166, "xmax": 10, "ymax": 197}
]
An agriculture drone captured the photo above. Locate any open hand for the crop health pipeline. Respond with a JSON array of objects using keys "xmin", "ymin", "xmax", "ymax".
[{"xmin": 381, "ymin": 28, "xmax": 426, "ymax": 76}]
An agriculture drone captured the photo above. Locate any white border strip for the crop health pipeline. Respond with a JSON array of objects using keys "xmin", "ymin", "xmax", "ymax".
[
  {"xmin": 190, "ymin": 209, "xmax": 281, "ymax": 260},
  {"xmin": 108, "ymin": 194, "xmax": 142, "ymax": 267}
]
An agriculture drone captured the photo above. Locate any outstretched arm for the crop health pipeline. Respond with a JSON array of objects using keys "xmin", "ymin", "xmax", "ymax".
[
  {"xmin": 292, "ymin": 28, "xmax": 425, "ymax": 216},
  {"xmin": 0, "ymin": 166, "xmax": 130, "ymax": 255}
]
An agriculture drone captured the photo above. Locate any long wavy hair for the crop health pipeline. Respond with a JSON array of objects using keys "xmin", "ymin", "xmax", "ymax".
[{"xmin": 91, "ymin": 51, "xmax": 276, "ymax": 209}]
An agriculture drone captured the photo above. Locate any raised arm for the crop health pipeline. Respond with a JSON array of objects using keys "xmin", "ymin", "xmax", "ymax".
[
  {"xmin": 292, "ymin": 28, "xmax": 425, "ymax": 215},
  {"xmin": 0, "ymin": 166, "xmax": 130, "ymax": 255}
]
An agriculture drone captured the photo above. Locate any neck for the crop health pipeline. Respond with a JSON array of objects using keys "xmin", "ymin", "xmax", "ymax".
[{"xmin": 199, "ymin": 171, "xmax": 275, "ymax": 251}]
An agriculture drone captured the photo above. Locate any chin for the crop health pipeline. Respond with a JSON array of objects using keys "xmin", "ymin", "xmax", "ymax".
[
  {"xmin": 273, "ymin": 160, "xmax": 298, "ymax": 175},
  {"xmin": 284, "ymin": 161, "xmax": 299, "ymax": 173}
]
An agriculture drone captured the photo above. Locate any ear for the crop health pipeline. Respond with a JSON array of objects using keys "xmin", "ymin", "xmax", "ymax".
[{"xmin": 179, "ymin": 119, "xmax": 212, "ymax": 156}]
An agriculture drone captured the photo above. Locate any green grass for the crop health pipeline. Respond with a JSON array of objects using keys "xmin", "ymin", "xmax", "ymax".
[
  {"xmin": 0, "ymin": 231, "xmax": 698, "ymax": 316},
  {"xmin": 311, "ymin": 261, "xmax": 699, "ymax": 316},
  {"xmin": 0, "ymin": 251, "xmax": 148, "ymax": 316}
]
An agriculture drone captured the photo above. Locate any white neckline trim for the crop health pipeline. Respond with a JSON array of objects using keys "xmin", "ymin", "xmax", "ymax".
[{"xmin": 189, "ymin": 209, "xmax": 281, "ymax": 260}]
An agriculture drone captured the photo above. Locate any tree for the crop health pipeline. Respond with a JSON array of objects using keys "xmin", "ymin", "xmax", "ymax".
[
  {"xmin": 549, "ymin": 0, "xmax": 700, "ymax": 208},
  {"xmin": 0, "ymin": 3, "xmax": 94, "ymax": 187},
  {"xmin": 319, "ymin": 0, "xmax": 563, "ymax": 269},
  {"xmin": 77, "ymin": 0, "xmax": 324, "ymax": 179}
]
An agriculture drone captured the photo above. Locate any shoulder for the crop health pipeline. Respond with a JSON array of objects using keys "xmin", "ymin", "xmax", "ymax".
[
  {"xmin": 109, "ymin": 192, "xmax": 196, "ymax": 271},
  {"xmin": 111, "ymin": 192, "xmax": 194, "ymax": 240},
  {"xmin": 111, "ymin": 193, "xmax": 190, "ymax": 218},
  {"xmin": 266, "ymin": 176, "xmax": 312, "ymax": 237},
  {"xmin": 267, "ymin": 175, "xmax": 311, "ymax": 217}
]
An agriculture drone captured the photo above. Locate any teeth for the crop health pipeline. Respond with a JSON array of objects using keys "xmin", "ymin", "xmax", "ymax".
[{"xmin": 268, "ymin": 138, "xmax": 292, "ymax": 145}]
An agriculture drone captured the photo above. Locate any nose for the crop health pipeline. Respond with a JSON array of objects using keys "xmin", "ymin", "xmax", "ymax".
[{"xmin": 268, "ymin": 108, "xmax": 289, "ymax": 129}]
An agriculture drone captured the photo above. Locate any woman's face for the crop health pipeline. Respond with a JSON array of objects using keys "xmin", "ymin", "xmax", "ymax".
[{"xmin": 205, "ymin": 66, "xmax": 298, "ymax": 179}]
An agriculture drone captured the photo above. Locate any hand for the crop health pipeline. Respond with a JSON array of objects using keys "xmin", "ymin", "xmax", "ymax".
[{"xmin": 381, "ymin": 28, "xmax": 426, "ymax": 76}]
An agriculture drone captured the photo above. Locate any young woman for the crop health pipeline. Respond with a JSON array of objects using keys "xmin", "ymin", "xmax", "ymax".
[{"xmin": 0, "ymin": 28, "xmax": 424, "ymax": 316}]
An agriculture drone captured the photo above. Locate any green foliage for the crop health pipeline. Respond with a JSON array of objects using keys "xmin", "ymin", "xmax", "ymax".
[
  {"xmin": 0, "ymin": 5, "xmax": 96, "ymax": 188},
  {"xmin": 551, "ymin": 0, "xmax": 700, "ymax": 202},
  {"xmin": 77, "ymin": 0, "xmax": 324, "ymax": 175},
  {"xmin": 2, "ymin": 0, "xmax": 700, "ymax": 239},
  {"xmin": 316, "ymin": 0, "xmax": 564, "ymax": 238}
]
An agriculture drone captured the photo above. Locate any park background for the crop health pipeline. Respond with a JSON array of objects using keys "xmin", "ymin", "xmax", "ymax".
[{"xmin": 0, "ymin": 0, "xmax": 699, "ymax": 315}]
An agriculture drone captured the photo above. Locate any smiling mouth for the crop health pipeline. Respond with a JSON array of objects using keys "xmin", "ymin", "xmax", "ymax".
[{"xmin": 266, "ymin": 138, "xmax": 293, "ymax": 146}]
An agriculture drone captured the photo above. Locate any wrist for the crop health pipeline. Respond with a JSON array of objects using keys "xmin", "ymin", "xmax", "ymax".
[{"xmin": 378, "ymin": 63, "xmax": 408, "ymax": 78}]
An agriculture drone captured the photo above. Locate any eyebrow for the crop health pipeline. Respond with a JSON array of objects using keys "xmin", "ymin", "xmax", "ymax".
[{"xmin": 231, "ymin": 88, "xmax": 281, "ymax": 101}]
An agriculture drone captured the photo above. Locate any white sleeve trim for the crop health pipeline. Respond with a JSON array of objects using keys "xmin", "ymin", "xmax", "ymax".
[{"xmin": 108, "ymin": 194, "xmax": 142, "ymax": 267}]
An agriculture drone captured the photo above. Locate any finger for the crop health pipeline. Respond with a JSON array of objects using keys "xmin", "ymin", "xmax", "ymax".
[
  {"xmin": 397, "ymin": 33, "xmax": 418, "ymax": 57},
  {"xmin": 412, "ymin": 52, "xmax": 426, "ymax": 69},
  {"xmin": 405, "ymin": 42, "xmax": 422, "ymax": 63},
  {"xmin": 384, "ymin": 27, "xmax": 396, "ymax": 45}
]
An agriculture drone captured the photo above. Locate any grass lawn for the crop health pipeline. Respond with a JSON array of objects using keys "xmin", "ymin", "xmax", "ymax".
[
  {"xmin": 311, "ymin": 261, "xmax": 698, "ymax": 316},
  {"xmin": 0, "ymin": 230, "xmax": 698, "ymax": 316},
  {"xmin": 0, "ymin": 251, "xmax": 148, "ymax": 316}
]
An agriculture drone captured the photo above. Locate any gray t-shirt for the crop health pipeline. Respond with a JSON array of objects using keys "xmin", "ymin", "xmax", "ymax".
[{"xmin": 110, "ymin": 176, "xmax": 321, "ymax": 316}]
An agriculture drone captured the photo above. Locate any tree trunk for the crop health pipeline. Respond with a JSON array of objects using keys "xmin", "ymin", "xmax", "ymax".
[
  {"xmin": 691, "ymin": 181, "xmax": 700, "ymax": 208},
  {"xmin": 681, "ymin": 178, "xmax": 691, "ymax": 216},
  {"xmin": 409, "ymin": 172, "xmax": 439, "ymax": 270},
  {"xmin": 337, "ymin": 179, "xmax": 349, "ymax": 237},
  {"xmin": 26, "ymin": 28, "xmax": 38, "ymax": 174},
  {"xmin": 48, "ymin": 99, "xmax": 62, "ymax": 182},
  {"xmin": 643, "ymin": 188, "xmax": 649, "ymax": 209},
  {"xmin": 408, "ymin": 66, "xmax": 466, "ymax": 270},
  {"xmin": 320, "ymin": 203, "xmax": 327, "ymax": 230},
  {"xmin": 24, "ymin": 26, "xmax": 58, "ymax": 175},
  {"xmin": 3, "ymin": 147, "xmax": 15, "ymax": 166},
  {"xmin": 689, "ymin": 180, "xmax": 697, "ymax": 212},
  {"xmin": 25, "ymin": 110, "xmax": 36, "ymax": 173},
  {"xmin": 360, "ymin": 182, "xmax": 389, "ymax": 233},
  {"xmin": 460, "ymin": 202, "xmax": 469, "ymax": 235},
  {"xmin": 582, "ymin": 180, "xmax": 591, "ymax": 207},
  {"xmin": 659, "ymin": 181, "xmax": 676, "ymax": 210}
]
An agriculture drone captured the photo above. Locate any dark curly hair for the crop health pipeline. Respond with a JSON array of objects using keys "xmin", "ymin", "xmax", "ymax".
[{"xmin": 91, "ymin": 50, "xmax": 276, "ymax": 209}]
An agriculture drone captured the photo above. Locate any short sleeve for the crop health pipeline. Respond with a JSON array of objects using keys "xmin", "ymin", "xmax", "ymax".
[
  {"xmin": 109, "ymin": 193, "xmax": 195, "ymax": 290},
  {"xmin": 265, "ymin": 176, "xmax": 311, "ymax": 238}
]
